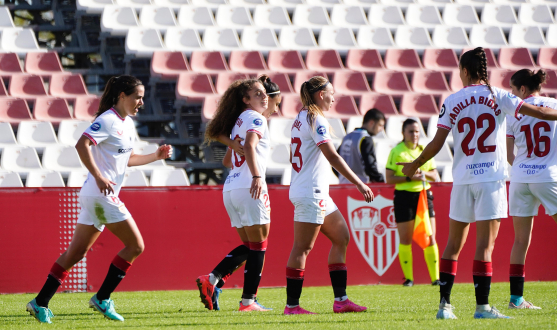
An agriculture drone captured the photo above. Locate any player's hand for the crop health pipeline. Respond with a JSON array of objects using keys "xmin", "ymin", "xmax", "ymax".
[
  {"xmin": 356, "ymin": 182, "xmax": 374, "ymax": 203},
  {"xmin": 250, "ymin": 177, "xmax": 263, "ymax": 199},
  {"xmin": 156, "ymin": 144, "xmax": 173, "ymax": 160},
  {"xmin": 231, "ymin": 137, "xmax": 244, "ymax": 157},
  {"xmin": 412, "ymin": 173, "xmax": 426, "ymax": 181},
  {"xmin": 397, "ymin": 162, "xmax": 419, "ymax": 178},
  {"xmin": 95, "ymin": 176, "xmax": 116, "ymax": 196}
]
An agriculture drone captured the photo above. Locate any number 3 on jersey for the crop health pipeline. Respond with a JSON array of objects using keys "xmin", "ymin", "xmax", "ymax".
[{"xmin": 291, "ymin": 137, "xmax": 303, "ymax": 172}]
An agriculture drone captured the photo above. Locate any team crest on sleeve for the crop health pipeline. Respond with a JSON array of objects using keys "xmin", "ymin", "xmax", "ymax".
[
  {"xmin": 253, "ymin": 118, "xmax": 263, "ymax": 126},
  {"xmin": 317, "ymin": 125, "xmax": 327, "ymax": 136},
  {"xmin": 439, "ymin": 104, "xmax": 446, "ymax": 118},
  {"xmin": 90, "ymin": 122, "xmax": 101, "ymax": 131}
]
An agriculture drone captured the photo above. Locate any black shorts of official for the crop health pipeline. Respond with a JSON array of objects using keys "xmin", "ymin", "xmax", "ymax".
[{"xmin": 393, "ymin": 189, "xmax": 435, "ymax": 223}]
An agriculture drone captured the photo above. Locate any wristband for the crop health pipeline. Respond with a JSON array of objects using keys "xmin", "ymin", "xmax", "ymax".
[
  {"xmin": 253, "ymin": 176, "xmax": 261, "ymax": 179},
  {"xmin": 406, "ymin": 176, "xmax": 411, "ymax": 182}
]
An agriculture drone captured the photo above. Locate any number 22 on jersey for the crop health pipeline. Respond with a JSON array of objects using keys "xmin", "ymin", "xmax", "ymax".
[{"xmin": 458, "ymin": 113, "xmax": 496, "ymax": 156}]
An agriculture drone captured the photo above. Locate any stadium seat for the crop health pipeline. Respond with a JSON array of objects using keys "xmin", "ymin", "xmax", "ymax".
[
  {"xmin": 399, "ymin": 93, "xmax": 439, "ymax": 119},
  {"xmin": 480, "ymin": 4, "xmax": 519, "ymax": 31},
  {"xmin": 432, "ymin": 26, "xmax": 471, "ymax": 49},
  {"xmin": 359, "ymin": 93, "xmax": 399, "ymax": 117},
  {"xmin": 0, "ymin": 53, "xmax": 23, "ymax": 77},
  {"xmin": 268, "ymin": 118, "xmax": 294, "ymax": 145},
  {"xmin": 469, "ymin": 25, "xmax": 508, "ymax": 48},
  {"xmin": 330, "ymin": 5, "xmax": 369, "ymax": 28},
  {"xmin": 67, "ymin": 170, "xmax": 89, "ymax": 187},
  {"xmin": 16, "ymin": 121, "xmax": 58, "ymax": 152},
  {"xmin": 241, "ymin": 27, "xmax": 281, "ymax": 53},
  {"xmin": 538, "ymin": 48, "xmax": 557, "ymax": 70},
  {"xmin": 326, "ymin": 117, "xmax": 346, "ymax": 147},
  {"xmin": 139, "ymin": 6, "xmax": 178, "ymax": 33},
  {"xmin": 306, "ymin": 0, "xmax": 343, "ymax": 9},
  {"xmin": 461, "ymin": 47, "xmax": 500, "ymax": 68},
  {"xmin": 0, "ymin": 121, "xmax": 17, "ymax": 151},
  {"xmin": 498, "ymin": 47, "xmax": 537, "ymax": 70},
  {"xmin": 411, "ymin": 70, "xmax": 451, "ymax": 95},
  {"xmin": 423, "ymin": 48, "xmax": 459, "ymax": 72},
  {"xmin": 343, "ymin": 0, "xmax": 379, "ymax": 6},
  {"xmin": 385, "ymin": 115, "xmax": 427, "ymax": 140},
  {"xmin": 229, "ymin": 51, "xmax": 268, "ymax": 74},
  {"xmin": 416, "ymin": 0, "xmax": 453, "ymax": 6},
  {"xmin": 518, "ymin": 4, "xmax": 555, "ymax": 26},
  {"xmin": 441, "ymin": 164, "xmax": 453, "ymax": 182},
  {"xmin": 346, "ymin": 49, "xmax": 385, "ymax": 74},
  {"xmin": 267, "ymin": 50, "xmax": 307, "ymax": 73},
  {"xmin": 356, "ymin": 27, "xmax": 396, "ymax": 52},
  {"xmin": 379, "ymin": 0, "xmax": 416, "ymax": 9},
  {"xmin": 1, "ymin": 146, "xmax": 42, "ymax": 178},
  {"xmin": 454, "ymin": 0, "xmax": 489, "ymax": 10},
  {"xmin": 175, "ymin": 72, "xmax": 216, "ymax": 102},
  {"xmin": 541, "ymin": 70, "xmax": 557, "ymax": 94},
  {"xmin": 215, "ymin": 72, "xmax": 249, "ymax": 94},
  {"xmin": 306, "ymin": 49, "xmax": 345, "ymax": 73},
  {"xmin": 489, "ymin": 69, "xmax": 514, "ymax": 90},
  {"xmin": 42, "ymin": 145, "xmax": 85, "ymax": 177},
  {"xmin": 279, "ymin": 94, "xmax": 303, "ymax": 118},
  {"xmin": 427, "ymin": 112, "xmax": 453, "ymax": 146},
  {"xmin": 293, "ymin": 70, "xmax": 328, "ymax": 92},
  {"xmin": 190, "ymin": 51, "xmax": 229, "ymax": 74},
  {"xmin": 394, "ymin": 26, "xmax": 433, "ymax": 48},
  {"xmin": 449, "ymin": 69, "xmax": 464, "ymax": 91},
  {"xmin": 0, "ymin": 28, "xmax": 46, "ymax": 56},
  {"xmin": 26, "ymin": 170, "xmax": 65, "ymax": 187},
  {"xmin": 318, "ymin": 27, "xmax": 358, "ymax": 55},
  {"xmin": 279, "ymin": 26, "xmax": 318, "ymax": 51},
  {"xmin": 266, "ymin": 144, "xmax": 291, "ymax": 175},
  {"xmin": 229, "ymin": 0, "xmax": 266, "ymax": 9},
  {"xmin": 332, "ymin": 71, "xmax": 371, "ymax": 95},
  {"xmin": 49, "ymin": 73, "xmax": 88, "ymax": 101},
  {"xmin": 8, "ymin": 74, "xmax": 48, "ymax": 101},
  {"xmin": 177, "ymin": 6, "xmax": 216, "ymax": 32},
  {"xmin": 325, "ymin": 94, "xmax": 360, "ymax": 120},
  {"xmin": 0, "ymin": 77, "xmax": 7, "ymax": 96},
  {"xmin": 372, "ymin": 70, "xmax": 412, "ymax": 96},
  {"xmin": 0, "ymin": 97, "xmax": 32, "ymax": 126},
  {"xmin": 292, "ymin": 5, "xmax": 332, "ymax": 33},
  {"xmin": 215, "ymin": 5, "xmax": 254, "ymax": 31},
  {"xmin": 58, "ymin": 120, "xmax": 91, "ymax": 146},
  {"xmin": 201, "ymin": 94, "xmax": 221, "ymax": 122},
  {"xmin": 0, "ymin": 6, "xmax": 15, "ymax": 29},
  {"xmin": 133, "ymin": 143, "xmax": 174, "ymax": 175},
  {"xmin": 116, "ymin": 0, "xmax": 154, "ymax": 12},
  {"xmin": 101, "ymin": 6, "xmax": 140, "ymax": 36},
  {"xmin": 367, "ymin": 5, "xmax": 406, "ymax": 29},
  {"xmin": 164, "ymin": 28, "xmax": 204, "ymax": 54},
  {"xmin": 153, "ymin": 0, "xmax": 191, "ymax": 12},
  {"xmin": 33, "ymin": 97, "xmax": 73, "ymax": 127},
  {"xmin": 0, "ymin": 171, "xmax": 23, "ymax": 187},
  {"xmin": 202, "ymin": 27, "xmax": 242, "ymax": 53},
  {"xmin": 345, "ymin": 115, "xmax": 363, "ymax": 133},
  {"xmin": 122, "ymin": 169, "xmax": 149, "ymax": 186},
  {"xmin": 405, "ymin": 4, "xmax": 444, "ymax": 31},
  {"xmin": 150, "ymin": 51, "xmax": 190, "ymax": 82},
  {"xmin": 125, "ymin": 28, "xmax": 166, "ymax": 57},
  {"xmin": 258, "ymin": 72, "xmax": 295, "ymax": 94},
  {"xmin": 442, "ymin": 4, "xmax": 480, "ymax": 30},
  {"xmin": 150, "ymin": 168, "xmax": 190, "ymax": 186},
  {"xmin": 267, "ymin": 0, "xmax": 305, "ymax": 12},
  {"xmin": 74, "ymin": 95, "xmax": 99, "ymax": 121},
  {"xmin": 547, "ymin": 26, "xmax": 557, "ymax": 48},
  {"xmin": 190, "ymin": 0, "xmax": 228, "ymax": 10},
  {"xmin": 77, "ymin": 0, "xmax": 115, "ymax": 14},
  {"xmin": 508, "ymin": 25, "xmax": 547, "ymax": 48},
  {"xmin": 384, "ymin": 49, "xmax": 423, "ymax": 73},
  {"xmin": 252, "ymin": 5, "xmax": 292, "ymax": 32},
  {"xmin": 24, "ymin": 52, "xmax": 64, "ymax": 77}
]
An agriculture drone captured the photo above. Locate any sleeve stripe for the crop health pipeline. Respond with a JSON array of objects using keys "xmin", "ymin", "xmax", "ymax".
[
  {"xmin": 515, "ymin": 100, "xmax": 524, "ymax": 119},
  {"xmin": 506, "ymin": 134, "xmax": 515, "ymax": 139},
  {"xmin": 316, "ymin": 139, "xmax": 331, "ymax": 146},
  {"xmin": 83, "ymin": 133, "xmax": 97, "ymax": 145},
  {"xmin": 437, "ymin": 124, "xmax": 452, "ymax": 131},
  {"xmin": 246, "ymin": 129, "xmax": 263, "ymax": 138}
]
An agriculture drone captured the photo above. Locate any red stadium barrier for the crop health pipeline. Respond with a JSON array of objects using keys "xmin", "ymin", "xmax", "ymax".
[{"xmin": 1, "ymin": 183, "xmax": 557, "ymax": 294}]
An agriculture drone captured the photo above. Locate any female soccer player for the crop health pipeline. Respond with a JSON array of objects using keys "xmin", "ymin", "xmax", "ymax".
[
  {"xmin": 386, "ymin": 118, "xmax": 440, "ymax": 287},
  {"xmin": 197, "ymin": 77, "xmax": 275, "ymax": 312},
  {"xmin": 399, "ymin": 47, "xmax": 557, "ymax": 320},
  {"xmin": 26, "ymin": 75, "xmax": 173, "ymax": 323},
  {"xmin": 506, "ymin": 69, "xmax": 557, "ymax": 310},
  {"xmin": 209, "ymin": 75, "xmax": 282, "ymax": 311},
  {"xmin": 284, "ymin": 76, "xmax": 373, "ymax": 315}
]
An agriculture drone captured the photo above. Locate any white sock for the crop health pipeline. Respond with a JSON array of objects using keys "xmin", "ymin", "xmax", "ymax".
[
  {"xmin": 476, "ymin": 304, "xmax": 490, "ymax": 311},
  {"xmin": 241, "ymin": 298, "xmax": 255, "ymax": 306},
  {"xmin": 208, "ymin": 273, "xmax": 219, "ymax": 286},
  {"xmin": 286, "ymin": 304, "xmax": 299, "ymax": 308},
  {"xmin": 334, "ymin": 295, "xmax": 348, "ymax": 302}
]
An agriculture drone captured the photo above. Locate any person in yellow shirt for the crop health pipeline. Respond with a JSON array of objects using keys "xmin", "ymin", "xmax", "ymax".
[{"xmin": 386, "ymin": 118, "xmax": 440, "ymax": 287}]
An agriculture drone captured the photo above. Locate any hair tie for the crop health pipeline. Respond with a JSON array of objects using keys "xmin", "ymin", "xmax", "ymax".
[
  {"xmin": 308, "ymin": 81, "xmax": 330, "ymax": 94},
  {"xmin": 267, "ymin": 91, "xmax": 281, "ymax": 95}
]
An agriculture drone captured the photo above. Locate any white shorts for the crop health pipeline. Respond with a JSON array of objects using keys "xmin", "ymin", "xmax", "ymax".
[
  {"xmin": 223, "ymin": 189, "xmax": 271, "ymax": 228},
  {"xmin": 290, "ymin": 197, "xmax": 338, "ymax": 225},
  {"xmin": 509, "ymin": 182, "xmax": 557, "ymax": 217},
  {"xmin": 76, "ymin": 195, "xmax": 131, "ymax": 232},
  {"xmin": 449, "ymin": 180, "xmax": 508, "ymax": 223}
]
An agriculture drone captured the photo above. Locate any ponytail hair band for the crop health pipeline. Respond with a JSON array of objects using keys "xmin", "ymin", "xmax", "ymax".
[
  {"xmin": 307, "ymin": 81, "xmax": 330, "ymax": 94},
  {"xmin": 267, "ymin": 91, "xmax": 281, "ymax": 95}
]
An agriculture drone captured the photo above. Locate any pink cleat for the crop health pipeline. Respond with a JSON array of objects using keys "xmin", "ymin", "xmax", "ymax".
[
  {"xmin": 333, "ymin": 299, "xmax": 367, "ymax": 313},
  {"xmin": 239, "ymin": 301, "xmax": 272, "ymax": 312},
  {"xmin": 196, "ymin": 275, "xmax": 214, "ymax": 310},
  {"xmin": 284, "ymin": 306, "xmax": 317, "ymax": 315}
]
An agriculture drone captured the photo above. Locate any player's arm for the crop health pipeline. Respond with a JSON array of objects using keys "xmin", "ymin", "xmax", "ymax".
[
  {"xmin": 128, "ymin": 145, "xmax": 173, "ymax": 166},
  {"xmin": 75, "ymin": 135, "xmax": 115, "ymax": 195},
  {"xmin": 222, "ymin": 148, "xmax": 233, "ymax": 168},
  {"xmin": 399, "ymin": 128, "xmax": 450, "ymax": 178},
  {"xmin": 319, "ymin": 142, "xmax": 373, "ymax": 202},
  {"xmin": 507, "ymin": 137, "xmax": 515, "ymax": 165},
  {"xmin": 519, "ymin": 103, "xmax": 557, "ymax": 120},
  {"xmin": 385, "ymin": 169, "xmax": 426, "ymax": 184},
  {"xmin": 424, "ymin": 168, "xmax": 440, "ymax": 182},
  {"xmin": 218, "ymin": 134, "xmax": 244, "ymax": 157},
  {"xmin": 244, "ymin": 131, "xmax": 263, "ymax": 199}
]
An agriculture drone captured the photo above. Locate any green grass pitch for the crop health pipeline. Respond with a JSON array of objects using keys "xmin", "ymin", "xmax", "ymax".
[{"xmin": 1, "ymin": 282, "xmax": 556, "ymax": 329}]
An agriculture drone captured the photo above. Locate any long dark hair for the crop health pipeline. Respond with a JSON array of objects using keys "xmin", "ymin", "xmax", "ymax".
[
  {"xmin": 204, "ymin": 78, "xmax": 261, "ymax": 143},
  {"xmin": 97, "ymin": 75, "xmax": 143, "ymax": 118},
  {"xmin": 401, "ymin": 118, "xmax": 423, "ymax": 150},
  {"xmin": 259, "ymin": 74, "xmax": 280, "ymax": 98},
  {"xmin": 300, "ymin": 76, "xmax": 329, "ymax": 129},
  {"xmin": 460, "ymin": 47, "xmax": 495, "ymax": 102},
  {"xmin": 511, "ymin": 69, "xmax": 547, "ymax": 93}
]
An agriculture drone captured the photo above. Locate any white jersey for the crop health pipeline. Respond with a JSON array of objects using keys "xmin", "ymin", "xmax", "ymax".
[
  {"xmin": 437, "ymin": 85, "xmax": 524, "ymax": 185},
  {"xmin": 81, "ymin": 108, "xmax": 136, "ymax": 197},
  {"xmin": 507, "ymin": 95, "xmax": 557, "ymax": 183},
  {"xmin": 223, "ymin": 110, "xmax": 270, "ymax": 192},
  {"xmin": 289, "ymin": 110, "xmax": 333, "ymax": 199}
]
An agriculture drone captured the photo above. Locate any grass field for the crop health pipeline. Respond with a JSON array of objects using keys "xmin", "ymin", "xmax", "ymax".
[{"xmin": 1, "ymin": 282, "xmax": 556, "ymax": 329}]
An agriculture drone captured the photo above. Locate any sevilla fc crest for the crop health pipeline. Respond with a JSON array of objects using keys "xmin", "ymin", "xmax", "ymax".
[{"xmin": 347, "ymin": 195, "xmax": 398, "ymax": 276}]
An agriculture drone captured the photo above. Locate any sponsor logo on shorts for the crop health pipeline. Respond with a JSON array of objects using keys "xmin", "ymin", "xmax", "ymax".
[
  {"xmin": 317, "ymin": 125, "xmax": 327, "ymax": 136},
  {"xmin": 253, "ymin": 118, "xmax": 263, "ymax": 126},
  {"xmin": 90, "ymin": 122, "xmax": 101, "ymax": 131}
]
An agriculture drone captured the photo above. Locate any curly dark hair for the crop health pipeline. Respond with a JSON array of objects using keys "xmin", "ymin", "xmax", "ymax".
[{"xmin": 511, "ymin": 69, "xmax": 547, "ymax": 93}]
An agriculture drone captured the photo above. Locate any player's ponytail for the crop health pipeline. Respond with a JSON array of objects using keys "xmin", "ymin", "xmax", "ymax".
[
  {"xmin": 258, "ymin": 75, "xmax": 280, "ymax": 99},
  {"xmin": 511, "ymin": 69, "xmax": 547, "ymax": 94},
  {"xmin": 460, "ymin": 47, "xmax": 495, "ymax": 103},
  {"xmin": 97, "ymin": 75, "xmax": 143, "ymax": 118},
  {"xmin": 300, "ymin": 76, "xmax": 329, "ymax": 129}
]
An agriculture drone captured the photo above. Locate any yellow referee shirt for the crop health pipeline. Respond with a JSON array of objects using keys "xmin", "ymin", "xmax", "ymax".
[{"xmin": 386, "ymin": 142, "xmax": 436, "ymax": 192}]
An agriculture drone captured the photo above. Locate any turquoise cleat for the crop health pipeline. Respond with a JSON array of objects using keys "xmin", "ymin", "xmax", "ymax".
[
  {"xmin": 212, "ymin": 287, "xmax": 222, "ymax": 311},
  {"xmin": 26, "ymin": 299, "xmax": 54, "ymax": 324},
  {"xmin": 89, "ymin": 294, "xmax": 124, "ymax": 321}
]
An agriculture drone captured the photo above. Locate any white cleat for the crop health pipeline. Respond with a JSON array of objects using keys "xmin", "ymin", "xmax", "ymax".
[
  {"xmin": 436, "ymin": 301, "xmax": 457, "ymax": 319},
  {"xmin": 509, "ymin": 300, "xmax": 541, "ymax": 310},
  {"xmin": 474, "ymin": 305, "xmax": 512, "ymax": 319}
]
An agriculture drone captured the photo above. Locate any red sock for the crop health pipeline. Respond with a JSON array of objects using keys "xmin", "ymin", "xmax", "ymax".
[
  {"xmin": 112, "ymin": 255, "xmax": 132, "ymax": 273},
  {"xmin": 49, "ymin": 262, "xmax": 70, "ymax": 283}
]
